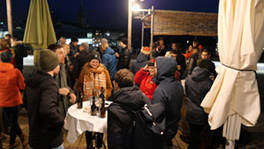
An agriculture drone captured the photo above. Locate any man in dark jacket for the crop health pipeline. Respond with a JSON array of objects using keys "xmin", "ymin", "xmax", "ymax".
[
  {"xmin": 69, "ymin": 36, "xmax": 79, "ymax": 62},
  {"xmin": 107, "ymin": 69, "xmax": 150, "ymax": 149},
  {"xmin": 175, "ymin": 43, "xmax": 186, "ymax": 78},
  {"xmin": 117, "ymin": 38, "xmax": 130, "ymax": 70},
  {"xmin": 23, "ymin": 49, "xmax": 65, "ymax": 149},
  {"xmin": 101, "ymin": 43, "xmax": 117, "ymax": 81},
  {"xmin": 151, "ymin": 57, "xmax": 184, "ymax": 148},
  {"xmin": 131, "ymin": 47, "xmax": 151, "ymax": 75},
  {"xmin": 185, "ymin": 59, "xmax": 214, "ymax": 149},
  {"xmin": 72, "ymin": 42, "xmax": 90, "ymax": 81}
]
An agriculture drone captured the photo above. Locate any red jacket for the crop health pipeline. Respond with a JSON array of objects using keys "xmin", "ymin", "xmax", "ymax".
[
  {"xmin": 134, "ymin": 68, "xmax": 158, "ymax": 101},
  {"xmin": 0, "ymin": 63, "xmax": 25, "ymax": 107}
]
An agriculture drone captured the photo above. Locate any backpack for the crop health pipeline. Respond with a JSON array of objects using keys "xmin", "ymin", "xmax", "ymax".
[{"xmin": 115, "ymin": 103, "xmax": 165, "ymax": 149}]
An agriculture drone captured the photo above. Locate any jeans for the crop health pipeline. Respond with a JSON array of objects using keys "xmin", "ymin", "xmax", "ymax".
[
  {"xmin": 3, "ymin": 106, "xmax": 23, "ymax": 145},
  {"xmin": 30, "ymin": 144, "xmax": 64, "ymax": 149}
]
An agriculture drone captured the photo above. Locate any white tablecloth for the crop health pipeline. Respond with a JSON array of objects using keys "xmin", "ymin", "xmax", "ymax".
[{"xmin": 64, "ymin": 101, "xmax": 107, "ymax": 144}]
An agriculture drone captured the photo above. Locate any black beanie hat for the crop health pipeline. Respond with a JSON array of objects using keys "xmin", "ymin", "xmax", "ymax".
[
  {"xmin": 0, "ymin": 51, "xmax": 13, "ymax": 63},
  {"xmin": 39, "ymin": 49, "xmax": 60, "ymax": 72},
  {"xmin": 88, "ymin": 51, "xmax": 101, "ymax": 62},
  {"xmin": 121, "ymin": 38, "xmax": 128, "ymax": 45},
  {"xmin": 71, "ymin": 36, "xmax": 78, "ymax": 42},
  {"xmin": 197, "ymin": 59, "xmax": 216, "ymax": 74}
]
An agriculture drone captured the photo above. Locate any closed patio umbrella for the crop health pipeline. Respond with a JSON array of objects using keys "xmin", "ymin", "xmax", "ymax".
[
  {"xmin": 201, "ymin": 0, "xmax": 264, "ymax": 149},
  {"xmin": 23, "ymin": 0, "xmax": 56, "ymax": 67}
]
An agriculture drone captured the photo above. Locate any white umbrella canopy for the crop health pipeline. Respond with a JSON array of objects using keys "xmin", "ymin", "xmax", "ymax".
[{"xmin": 201, "ymin": 0, "xmax": 264, "ymax": 147}]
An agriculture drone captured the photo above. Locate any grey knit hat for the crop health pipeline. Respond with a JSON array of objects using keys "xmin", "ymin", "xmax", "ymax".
[
  {"xmin": 39, "ymin": 49, "xmax": 60, "ymax": 72},
  {"xmin": 80, "ymin": 42, "xmax": 89, "ymax": 50},
  {"xmin": 101, "ymin": 38, "xmax": 108, "ymax": 44}
]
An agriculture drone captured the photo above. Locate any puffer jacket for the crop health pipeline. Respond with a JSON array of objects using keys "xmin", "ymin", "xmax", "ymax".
[
  {"xmin": 102, "ymin": 47, "xmax": 117, "ymax": 80},
  {"xmin": 134, "ymin": 67, "xmax": 157, "ymax": 101},
  {"xmin": 0, "ymin": 63, "xmax": 25, "ymax": 107},
  {"xmin": 185, "ymin": 67, "xmax": 213, "ymax": 125},
  {"xmin": 131, "ymin": 52, "xmax": 149, "ymax": 75},
  {"xmin": 24, "ymin": 70, "xmax": 64, "ymax": 149}
]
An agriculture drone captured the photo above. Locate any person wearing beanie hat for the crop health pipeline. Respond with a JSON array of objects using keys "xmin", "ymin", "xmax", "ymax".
[
  {"xmin": 72, "ymin": 42, "xmax": 90, "ymax": 81},
  {"xmin": 0, "ymin": 51, "xmax": 28, "ymax": 148},
  {"xmin": 120, "ymin": 38, "xmax": 128, "ymax": 45},
  {"xmin": 185, "ymin": 59, "xmax": 214, "ymax": 149},
  {"xmin": 24, "ymin": 50, "xmax": 65, "ymax": 148},
  {"xmin": 39, "ymin": 49, "xmax": 60, "ymax": 73},
  {"xmin": 69, "ymin": 36, "xmax": 79, "ymax": 62},
  {"xmin": 117, "ymin": 38, "xmax": 130, "ymax": 70},
  {"xmin": 101, "ymin": 38, "xmax": 108, "ymax": 44},
  {"xmin": 134, "ymin": 59, "xmax": 158, "ymax": 101},
  {"xmin": 77, "ymin": 51, "xmax": 112, "ymax": 149},
  {"xmin": 131, "ymin": 46, "xmax": 150, "ymax": 75},
  {"xmin": 47, "ymin": 43, "xmax": 76, "ymax": 118},
  {"xmin": 197, "ymin": 58, "xmax": 216, "ymax": 79}
]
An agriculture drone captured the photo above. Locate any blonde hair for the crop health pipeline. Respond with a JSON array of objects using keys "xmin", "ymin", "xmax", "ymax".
[{"xmin": 100, "ymin": 42, "xmax": 109, "ymax": 52}]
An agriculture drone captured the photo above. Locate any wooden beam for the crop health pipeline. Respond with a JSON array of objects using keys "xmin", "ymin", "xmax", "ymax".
[{"xmin": 6, "ymin": 0, "xmax": 13, "ymax": 36}]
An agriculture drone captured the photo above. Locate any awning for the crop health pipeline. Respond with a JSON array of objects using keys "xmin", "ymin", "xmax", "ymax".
[{"xmin": 143, "ymin": 10, "xmax": 218, "ymax": 36}]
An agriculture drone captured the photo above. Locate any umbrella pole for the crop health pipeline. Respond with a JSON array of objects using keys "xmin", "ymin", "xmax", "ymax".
[{"xmin": 223, "ymin": 114, "xmax": 241, "ymax": 149}]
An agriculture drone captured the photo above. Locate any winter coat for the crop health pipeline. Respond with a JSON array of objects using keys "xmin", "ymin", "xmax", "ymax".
[
  {"xmin": 72, "ymin": 49, "xmax": 90, "ymax": 80},
  {"xmin": 77, "ymin": 63, "xmax": 112, "ymax": 100},
  {"xmin": 185, "ymin": 67, "xmax": 213, "ymax": 125},
  {"xmin": 176, "ymin": 50, "xmax": 186, "ymax": 78},
  {"xmin": 11, "ymin": 41, "xmax": 24, "ymax": 72},
  {"xmin": 69, "ymin": 43, "xmax": 78, "ymax": 62},
  {"xmin": 151, "ymin": 57, "xmax": 184, "ymax": 143},
  {"xmin": 187, "ymin": 53, "xmax": 199, "ymax": 75},
  {"xmin": 55, "ymin": 64, "xmax": 72, "ymax": 118},
  {"xmin": 23, "ymin": 70, "xmax": 64, "ymax": 149},
  {"xmin": 0, "ymin": 63, "xmax": 25, "ymax": 107},
  {"xmin": 131, "ymin": 52, "xmax": 150, "ymax": 75},
  {"xmin": 102, "ymin": 47, "xmax": 117, "ymax": 80},
  {"xmin": 134, "ymin": 68, "xmax": 157, "ymax": 101},
  {"xmin": 107, "ymin": 86, "xmax": 151, "ymax": 149},
  {"xmin": 117, "ymin": 46, "xmax": 130, "ymax": 70}
]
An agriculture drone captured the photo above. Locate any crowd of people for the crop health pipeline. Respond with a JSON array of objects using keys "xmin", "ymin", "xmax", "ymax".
[{"xmin": 0, "ymin": 33, "xmax": 223, "ymax": 149}]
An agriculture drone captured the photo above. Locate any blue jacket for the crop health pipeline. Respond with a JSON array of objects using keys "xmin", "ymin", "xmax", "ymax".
[
  {"xmin": 152, "ymin": 57, "xmax": 184, "ymax": 143},
  {"xmin": 102, "ymin": 47, "xmax": 117, "ymax": 80},
  {"xmin": 131, "ymin": 52, "xmax": 150, "ymax": 75}
]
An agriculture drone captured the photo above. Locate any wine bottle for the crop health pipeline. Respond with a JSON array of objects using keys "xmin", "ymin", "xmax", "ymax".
[
  {"xmin": 77, "ymin": 92, "xmax": 83, "ymax": 109},
  {"xmin": 91, "ymin": 96, "xmax": 97, "ymax": 116},
  {"xmin": 100, "ymin": 88, "xmax": 106, "ymax": 118}
]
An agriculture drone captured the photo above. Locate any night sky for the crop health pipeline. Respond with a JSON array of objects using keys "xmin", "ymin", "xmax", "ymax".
[{"xmin": 0, "ymin": 0, "xmax": 219, "ymax": 28}]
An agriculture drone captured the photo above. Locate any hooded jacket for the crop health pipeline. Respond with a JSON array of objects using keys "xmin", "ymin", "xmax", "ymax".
[
  {"xmin": 131, "ymin": 52, "xmax": 150, "ymax": 75},
  {"xmin": 12, "ymin": 41, "xmax": 24, "ymax": 72},
  {"xmin": 72, "ymin": 49, "xmax": 90, "ymax": 80},
  {"xmin": 102, "ymin": 47, "xmax": 117, "ymax": 80},
  {"xmin": 134, "ymin": 67, "xmax": 157, "ymax": 101},
  {"xmin": 107, "ymin": 86, "xmax": 151, "ymax": 149},
  {"xmin": 185, "ymin": 67, "xmax": 213, "ymax": 125},
  {"xmin": 23, "ymin": 70, "xmax": 64, "ymax": 149},
  {"xmin": 0, "ymin": 63, "xmax": 25, "ymax": 107},
  {"xmin": 151, "ymin": 57, "xmax": 184, "ymax": 143}
]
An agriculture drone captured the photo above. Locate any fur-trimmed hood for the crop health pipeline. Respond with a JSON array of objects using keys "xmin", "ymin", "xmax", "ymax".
[{"xmin": 11, "ymin": 40, "xmax": 23, "ymax": 47}]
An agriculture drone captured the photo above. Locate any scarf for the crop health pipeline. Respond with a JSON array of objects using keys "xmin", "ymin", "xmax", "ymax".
[{"xmin": 83, "ymin": 66, "xmax": 107, "ymax": 100}]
